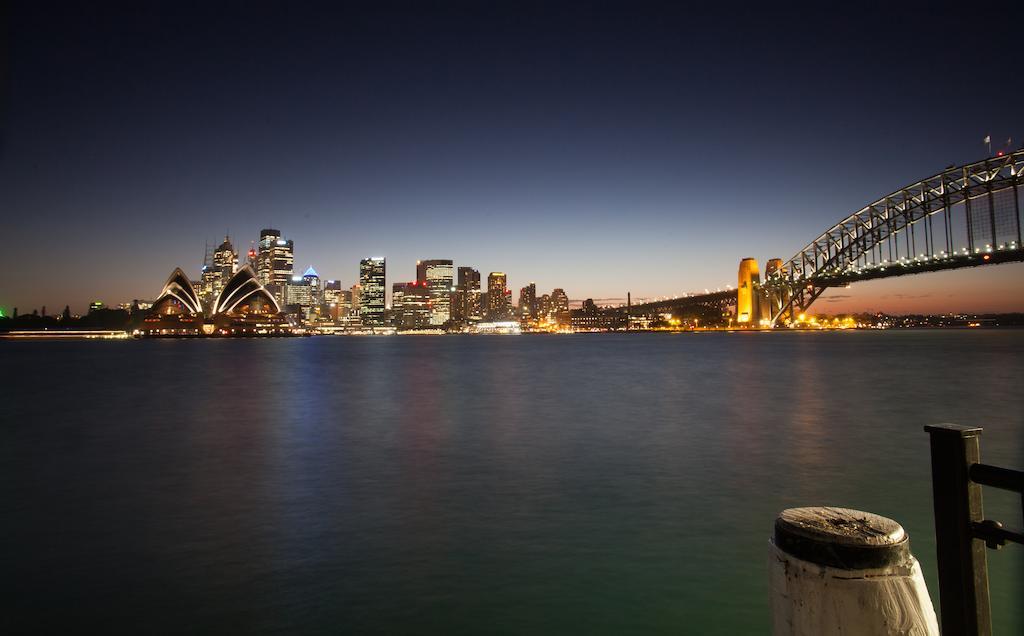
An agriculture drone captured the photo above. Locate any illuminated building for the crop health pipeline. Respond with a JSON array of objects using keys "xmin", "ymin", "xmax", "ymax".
[
  {"xmin": 737, "ymin": 257, "xmax": 761, "ymax": 323},
  {"xmin": 89, "ymin": 301, "xmax": 106, "ymax": 313},
  {"xmin": 416, "ymin": 259, "xmax": 454, "ymax": 325},
  {"xmin": 143, "ymin": 269, "xmax": 204, "ymax": 334},
  {"xmin": 198, "ymin": 266, "xmax": 218, "ymax": 309},
  {"xmin": 571, "ymin": 298, "xmax": 623, "ymax": 330},
  {"xmin": 452, "ymin": 267, "xmax": 482, "ymax": 324},
  {"xmin": 323, "ymin": 279, "xmax": 341, "ymax": 302},
  {"xmin": 282, "ymin": 267, "xmax": 322, "ymax": 322},
  {"xmin": 518, "ymin": 283, "xmax": 537, "ymax": 321},
  {"xmin": 551, "ymin": 288, "xmax": 570, "ymax": 324},
  {"xmin": 213, "ymin": 236, "xmax": 238, "ymax": 284},
  {"xmin": 324, "ymin": 280, "xmax": 344, "ymax": 321},
  {"xmin": 302, "ymin": 266, "xmax": 321, "ymax": 306},
  {"xmin": 196, "ymin": 236, "xmax": 238, "ymax": 310},
  {"xmin": 140, "ymin": 266, "xmax": 290, "ymax": 336},
  {"xmin": 349, "ymin": 283, "xmax": 362, "ymax": 317},
  {"xmin": 256, "ymin": 228, "xmax": 294, "ymax": 303},
  {"xmin": 537, "ymin": 293, "xmax": 551, "ymax": 320},
  {"xmin": 473, "ymin": 321, "xmax": 521, "ymax": 334},
  {"xmin": 487, "ymin": 272, "xmax": 510, "ymax": 320},
  {"xmin": 359, "ymin": 257, "xmax": 386, "ymax": 326},
  {"xmin": 285, "ymin": 276, "xmax": 312, "ymax": 310},
  {"xmin": 392, "ymin": 281, "xmax": 431, "ymax": 329}
]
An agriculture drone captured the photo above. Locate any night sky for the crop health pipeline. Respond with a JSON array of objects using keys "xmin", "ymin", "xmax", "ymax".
[{"xmin": 2, "ymin": 1, "xmax": 1022, "ymax": 314}]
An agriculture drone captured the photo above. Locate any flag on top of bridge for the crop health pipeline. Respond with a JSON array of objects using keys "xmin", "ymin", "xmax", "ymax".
[{"xmin": 984, "ymin": 135, "xmax": 991, "ymax": 144}]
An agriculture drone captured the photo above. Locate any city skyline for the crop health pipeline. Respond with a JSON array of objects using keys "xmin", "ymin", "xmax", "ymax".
[
  {"xmin": 5, "ymin": 222, "xmax": 1023, "ymax": 317},
  {"xmin": 2, "ymin": 2, "xmax": 1022, "ymax": 314}
]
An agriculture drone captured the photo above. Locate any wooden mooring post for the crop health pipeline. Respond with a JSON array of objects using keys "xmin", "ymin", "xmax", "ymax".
[
  {"xmin": 769, "ymin": 506, "xmax": 939, "ymax": 635},
  {"xmin": 924, "ymin": 424, "xmax": 1024, "ymax": 636}
]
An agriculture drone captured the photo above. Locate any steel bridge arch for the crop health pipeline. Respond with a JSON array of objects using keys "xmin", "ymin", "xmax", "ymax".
[{"xmin": 765, "ymin": 150, "xmax": 1024, "ymax": 324}]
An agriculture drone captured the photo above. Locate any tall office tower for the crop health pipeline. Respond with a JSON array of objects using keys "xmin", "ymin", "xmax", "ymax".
[
  {"xmin": 392, "ymin": 282, "xmax": 430, "ymax": 330},
  {"xmin": 736, "ymin": 257, "xmax": 761, "ymax": 323},
  {"xmin": 487, "ymin": 272, "xmax": 509, "ymax": 320},
  {"xmin": 195, "ymin": 236, "xmax": 238, "ymax": 309},
  {"xmin": 391, "ymin": 283, "xmax": 405, "ymax": 318},
  {"xmin": 416, "ymin": 259, "xmax": 454, "ymax": 325},
  {"xmin": 257, "ymin": 229, "xmax": 294, "ymax": 303},
  {"xmin": 213, "ymin": 236, "xmax": 238, "ymax": 280},
  {"xmin": 349, "ymin": 284, "xmax": 362, "ymax": 317},
  {"xmin": 551, "ymin": 288, "xmax": 570, "ymax": 324},
  {"xmin": 199, "ymin": 264, "xmax": 218, "ymax": 309},
  {"xmin": 359, "ymin": 257, "xmax": 386, "ymax": 326},
  {"xmin": 256, "ymin": 228, "xmax": 279, "ymax": 286},
  {"xmin": 323, "ymin": 279, "xmax": 341, "ymax": 303},
  {"xmin": 518, "ymin": 283, "xmax": 537, "ymax": 320},
  {"xmin": 450, "ymin": 290, "xmax": 465, "ymax": 323},
  {"xmin": 285, "ymin": 276, "xmax": 312, "ymax": 309},
  {"xmin": 537, "ymin": 293, "xmax": 552, "ymax": 320},
  {"xmin": 301, "ymin": 266, "xmax": 321, "ymax": 307},
  {"xmin": 323, "ymin": 280, "xmax": 342, "ymax": 321},
  {"xmin": 452, "ymin": 267, "xmax": 482, "ymax": 323}
]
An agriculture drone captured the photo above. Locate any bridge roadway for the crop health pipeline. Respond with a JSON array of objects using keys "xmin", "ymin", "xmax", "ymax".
[
  {"xmin": 596, "ymin": 243, "xmax": 1024, "ymax": 321},
  {"xmin": 804, "ymin": 247, "xmax": 1024, "ymax": 287},
  {"xmin": 597, "ymin": 289, "xmax": 735, "ymax": 318}
]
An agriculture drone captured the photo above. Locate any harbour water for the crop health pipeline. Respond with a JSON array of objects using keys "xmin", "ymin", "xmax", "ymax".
[{"xmin": 3, "ymin": 331, "xmax": 1022, "ymax": 633}]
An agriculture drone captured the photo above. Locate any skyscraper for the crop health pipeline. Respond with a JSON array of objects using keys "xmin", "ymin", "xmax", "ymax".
[
  {"xmin": 257, "ymin": 229, "xmax": 294, "ymax": 303},
  {"xmin": 487, "ymin": 272, "xmax": 510, "ymax": 320},
  {"xmin": 416, "ymin": 259, "xmax": 454, "ymax": 325},
  {"xmin": 452, "ymin": 266, "xmax": 482, "ymax": 324},
  {"xmin": 199, "ymin": 264, "xmax": 218, "ymax": 310},
  {"xmin": 197, "ymin": 236, "xmax": 238, "ymax": 309},
  {"xmin": 324, "ymin": 280, "xmax": 344, "ymax": 321},
  {"xmin": 285, "ymin": 275, "xmax": 312, "ymax": 310},
  {"xmin": 359, "ymin": 257, "xmax": 386, "ymax": 327},
  {"xmin": 551, "ymin": 288, "xmax": 570, "ymax": 324},
  {"xmin": 537, "ymin": 293, "xmax": 552, "ymax": 321},
  {"xmin": 302, "ymin": 266, "xmax": 321, "ymax": 307},
  {"xmin": 518, "ymin": 282, "xmax": 537, "ymax": 321},
  {"xmin": 213, "ymin": 236, "xmax": 238, "ymax": 282},
  {"xmin": 349, "ymin": 283, "xmax": 362, "ymax": 317},
  {"xmin": 392, "ymin": 281, "xmax": 430, "ymax": 330}
]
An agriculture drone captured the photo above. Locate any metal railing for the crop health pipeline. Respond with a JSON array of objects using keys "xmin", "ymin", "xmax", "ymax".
[{"xmin": 924, "ymin": 424, "xmax": 1024, "ymax": 636}]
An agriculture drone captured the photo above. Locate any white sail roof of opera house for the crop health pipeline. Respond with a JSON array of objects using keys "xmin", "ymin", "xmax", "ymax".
[
  {"xmin": 154, "ymin": 267, "xmax": 204, "ymax": 314},
  {"xmin": 213, "ymin": 265, "xmax": 282, "ymax": 315}
]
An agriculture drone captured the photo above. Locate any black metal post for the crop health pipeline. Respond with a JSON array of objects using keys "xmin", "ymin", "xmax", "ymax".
[{"xmin": 924, "ymin": 424, "xmax": 992, "ymax": 636}]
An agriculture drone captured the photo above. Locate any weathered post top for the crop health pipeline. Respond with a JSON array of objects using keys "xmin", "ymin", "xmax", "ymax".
[
  {"xmin": 770, "ymin": 507, "xmax": 939, "ymax": 635},
  {"xmin": 924, "ymin": 423, "xmax": 983, "ymax": 437},
  {"xmin": 774, "ymin": 507, "xmax": 911, "ymax": 570}
]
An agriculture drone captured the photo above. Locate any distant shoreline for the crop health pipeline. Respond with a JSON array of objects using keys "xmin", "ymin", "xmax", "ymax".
[{"xmin": 4, "ymin": 325, "xmax": 1024, "ymax": 340}]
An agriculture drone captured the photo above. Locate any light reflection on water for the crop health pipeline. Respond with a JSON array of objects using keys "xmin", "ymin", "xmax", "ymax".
[{"xmin": 2, "ymin": 331, "xmax": 1022, "ymax": 634}]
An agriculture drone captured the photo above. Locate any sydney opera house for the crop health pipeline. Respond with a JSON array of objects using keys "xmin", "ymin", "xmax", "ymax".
[{"xmin": 139, "ymin": 266, "xmax": 293, "ymax": 336}]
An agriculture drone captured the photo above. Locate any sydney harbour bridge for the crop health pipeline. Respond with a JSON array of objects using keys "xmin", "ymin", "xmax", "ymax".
[{"xmin": 605, "ymin": 149, "xmax": 1024, "ymax": 326}]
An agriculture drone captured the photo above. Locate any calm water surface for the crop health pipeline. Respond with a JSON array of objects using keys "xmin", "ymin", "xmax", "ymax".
[{"xmin": 3, "ymin": 331, "xmax": 1023, "ymax": 634}]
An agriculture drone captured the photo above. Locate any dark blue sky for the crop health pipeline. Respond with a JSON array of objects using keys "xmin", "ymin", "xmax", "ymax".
[{"xmin": 2, "ymin": 1, "xmax": 1022, "ymax": 313}]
